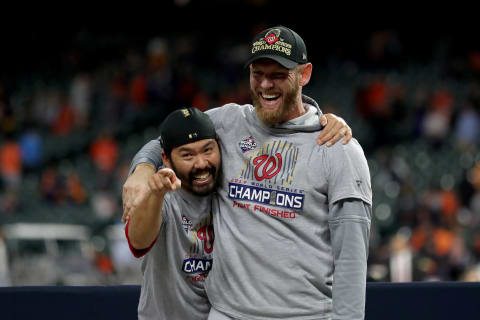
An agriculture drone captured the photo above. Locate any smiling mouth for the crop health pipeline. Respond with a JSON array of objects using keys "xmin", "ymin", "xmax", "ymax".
[
  {"xmin": 191, "ymin": 170, "xmax": 214, "ymax": 185},
  {"xmin": 260, "ymin": 93, "xmax": 281, "ymax": 106},
  {"xmin": 194, "ymin": 172, "xmax": 210, "ymax": 180}
]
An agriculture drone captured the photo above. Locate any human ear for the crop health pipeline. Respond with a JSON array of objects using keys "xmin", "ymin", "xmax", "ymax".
[
  {"xmin": 161, "ymin": 152, "xmax": 173, "ymax": 169},
  {"xmin": 299, "ymin": 63, "xmax": 313, "ymax": 87}
]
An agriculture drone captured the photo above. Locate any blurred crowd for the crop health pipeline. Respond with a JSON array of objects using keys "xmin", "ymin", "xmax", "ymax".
[{"xmin": 1, "ymin": 24, "xmax": 480, "ymax": 284}]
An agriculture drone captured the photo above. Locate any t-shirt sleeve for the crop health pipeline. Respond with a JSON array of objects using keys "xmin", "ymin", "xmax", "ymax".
[
  {"xmin": 205, "ymin": 106, "xmax": 226, "ymax": 130},
  {"xmin": 324, "ymin": 138, "xmax": 372, "ymax": 206},
  {"xmin": 129, "ymin": 138, "xmax": 164, "ymax": 175},
  {"xmin": 206, "ymin": 103, "xmax": 249, "ymax": 131}
]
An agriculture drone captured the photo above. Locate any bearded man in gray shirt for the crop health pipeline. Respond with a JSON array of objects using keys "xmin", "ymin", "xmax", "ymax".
[
  {"xmin": 126, "ymin": 108, "xmax": 220, "ymax": 319},
  {"xmin": 124, "ymin": 26, "xmax": 372, "ymax": 320}
]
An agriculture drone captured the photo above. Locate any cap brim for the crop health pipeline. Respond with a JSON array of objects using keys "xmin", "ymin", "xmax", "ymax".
[{"xmin": 244, "ymin": 54, "xmax": 298, "ymax": 69}]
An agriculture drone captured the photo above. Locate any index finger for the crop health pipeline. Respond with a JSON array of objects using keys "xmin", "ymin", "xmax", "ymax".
[
  {"xmin": 161, "ymin": 168, "xmax": 176, "ymax": 181},
  {"xmin": 157, "ymin": 168, "xmax": 179, "ymax": 187}
]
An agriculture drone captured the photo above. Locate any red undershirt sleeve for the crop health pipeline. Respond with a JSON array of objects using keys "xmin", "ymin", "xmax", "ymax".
[{"xmin": 124, "ymin": 219, "xmax": 159, "ymax": 258}]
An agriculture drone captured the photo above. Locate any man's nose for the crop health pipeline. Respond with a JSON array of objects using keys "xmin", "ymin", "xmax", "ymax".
[
  {"xmin": 260, "ymin": 77, "xmax": 274, "ymax": 89},
  {"xmin": 193, "ymin": 155, "xmax": 209, "ymax": 169}
]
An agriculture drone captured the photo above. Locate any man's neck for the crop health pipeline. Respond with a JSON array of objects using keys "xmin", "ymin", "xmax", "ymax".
[{"xmin": 283, "ymin": 95, "xmax": 306, "ymax": 122}]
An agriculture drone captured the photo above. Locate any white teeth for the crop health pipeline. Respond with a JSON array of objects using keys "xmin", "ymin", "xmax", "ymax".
[
  {"xmin": 194, "ymin": 173, "xmax": 209, "ymax": 179},
  {"xmin": 262, "ymin": 93, "xmax": 279, "ymax": 99}
]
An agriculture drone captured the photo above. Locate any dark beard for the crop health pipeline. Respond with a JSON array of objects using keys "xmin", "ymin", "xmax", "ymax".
[{"xmin": 170, "ymin": 161, "xmax": 218, "ymax": 196}]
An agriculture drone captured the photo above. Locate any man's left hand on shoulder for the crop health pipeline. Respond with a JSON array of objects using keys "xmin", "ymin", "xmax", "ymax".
[{"xmin": 317, "ymin": 113, "xmax": 353, "ymax": 146}]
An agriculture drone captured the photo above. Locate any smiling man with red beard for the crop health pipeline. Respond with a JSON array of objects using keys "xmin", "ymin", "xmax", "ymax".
[
  {"xmin": 246, "ymin": 26, "xmax": 313, "ymax": 128},
  {"xmin": 124, "ymin": 26, "xmax": 371, "ymax": 320},
  {"xmin": 250, "ymin": 58, "xmax": 308, "ymax": 126}
]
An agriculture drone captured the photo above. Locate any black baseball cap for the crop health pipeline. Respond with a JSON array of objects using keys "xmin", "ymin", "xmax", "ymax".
[
  {"xmin": 244, "ymin": 25, "xmax": 308, "ymax": 69},
  {"xmin": 159, "ymin": 107, "xmax": 216, "ymax": 154}
]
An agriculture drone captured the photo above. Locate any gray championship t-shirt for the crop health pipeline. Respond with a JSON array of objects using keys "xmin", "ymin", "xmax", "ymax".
[
  {"xmin": 126, "ymin": 189, "xmax": 215, "ymax": 320},
  {"xmin": 131, "ymin": 95, "xmax": 372, "ymax": 320}
]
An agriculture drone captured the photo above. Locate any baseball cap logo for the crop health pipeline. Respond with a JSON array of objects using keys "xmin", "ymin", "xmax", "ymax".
[{"xmin": 264, "ymin": 29, "xmax": 280, "ymax": 45}]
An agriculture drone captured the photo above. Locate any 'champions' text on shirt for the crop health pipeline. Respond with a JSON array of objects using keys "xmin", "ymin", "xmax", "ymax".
[{"xmin": 228, "ymin": 182, "xmax": 304, "ymax": 210}]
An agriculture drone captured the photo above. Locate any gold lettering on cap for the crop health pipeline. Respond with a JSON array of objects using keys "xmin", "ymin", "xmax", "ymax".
[
  {"xmin": 251, "ymin": 39, "xmax": 292, "ymax": 56},
  {"xmin": 276, "ymin": 41, "xmax": 292, "ymax": 48},
  {"xmin": 182, "ymin": 109, "xmax": 190, "ymax": 117}
]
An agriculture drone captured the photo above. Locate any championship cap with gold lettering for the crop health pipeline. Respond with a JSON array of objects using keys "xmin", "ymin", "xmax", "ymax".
[
  {"xmin": 159, "ymin": 107, "xmax": 216, "ymax": 154},
  {"xmin": 244, "ymin": 25, "xmax": 308, "ymax": 69}
]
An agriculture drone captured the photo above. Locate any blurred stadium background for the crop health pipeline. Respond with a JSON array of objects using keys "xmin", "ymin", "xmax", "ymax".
[{"xmin": 0, "ymin": 2, "xmax": 479, "ymax": 285}]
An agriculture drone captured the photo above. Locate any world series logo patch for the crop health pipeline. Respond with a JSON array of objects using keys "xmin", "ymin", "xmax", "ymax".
[
  {"xmin": 239, "ymin": 136, "xmax": 257, "ymax": 153},
  {"xmin": 181, "ymin": 215, "xmax": 192, "ymax": 232}
]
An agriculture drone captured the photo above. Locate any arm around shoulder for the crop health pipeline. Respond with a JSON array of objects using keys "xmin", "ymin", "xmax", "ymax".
[
  {"xmin": 205, "ymin": 103, "xmax": 250, "ymax": 131},
  {"xmin": 129, "ymin": 139, "xmax": 164, "ymax": 175}
]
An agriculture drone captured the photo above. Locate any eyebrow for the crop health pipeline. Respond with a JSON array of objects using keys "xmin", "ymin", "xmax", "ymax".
[{"xmin": 177, "ymin": 140, "xmax": 215, "ymax": 153}]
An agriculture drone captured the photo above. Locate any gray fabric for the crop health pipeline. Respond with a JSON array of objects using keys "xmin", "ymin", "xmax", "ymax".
[
  {"xmin": 136, "ymin": 189, "xmax": 214, "ymax": 320},
  {"xmin": 131, "ymin": 95, "xmax": 372, "ymax": 319},
  {"xmin": 283, "ymin": 104, "xmax": 319, "ymax": 126},
  {"xmin": 208, "ymin": 307, "xmax": 236, "ymax": 320},
  {"xmin": 128, "ymin": 139, "xmax": 163, "ymax": 175},
  {"xmin": 329, "ymin": 199, "xmax": 371, "ymax": 319}
]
